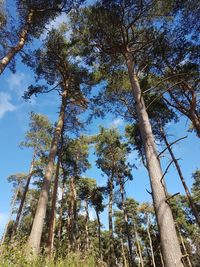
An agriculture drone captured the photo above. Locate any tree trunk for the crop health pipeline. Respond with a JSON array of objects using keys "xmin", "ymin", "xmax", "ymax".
[
  {"xmin": 176, "ymin": 224, "xmax": 193, "ymax": 267},
  {"xmin": 146, "ymin": 215, "xmax": 156, "ymax": 267},
  {"xmin": 119, "ymin": 178, "xmax": 134, "ymax": 267},
  {"xmin": 57, "ymin": 177, "xmax": 66, "ymax": 241},
  {"xmin": 68, "ymin": 175, "xmax": 77, "ymax": 251},
  {"xmin": 108, "ymin": 174, "xmax": 115, "ymax": 267},
  {"xmin": 95, "ymin": 209, "xmax": 102, "ymax": 260},
  {"xmin": 0, "ymin": 10, "xmax": 33, "ymax": 75},
  {"xmin": 189, "ymin": 110, "xmax": 200, "ymax": 138},
  {"xmin": 47, "ymin": 154, "xmax": 61, "ymax": 256},
  {"xmin": 160, "ymin": 126, "xmax": 200, "ymax": 227},
  {"xmin": 125, "ymin": 52, "xmax": 183, "ymax": 267},
  {"xmin": 28, "ymin": 90, "xmax": 67, "ymax": 256},
  {"xmin": 1, "ymin": 188, "xmax": 19, "ymax": 245},
  {"xmin": 134, "ymin": 226, "xmax": 144, "ymax": 267},
  {"xmin": 10, "ymin": 151, "xmax": 36, "ymax": 241},
  {"xmin": 85, "ymin": 199, "xmax": 89, "ymax": 250},
  {"xmin": 121, "ymin": 237, "xmax": 128, "ymax": 267}
]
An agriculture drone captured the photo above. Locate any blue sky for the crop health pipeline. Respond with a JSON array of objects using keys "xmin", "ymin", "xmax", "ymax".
[{"xmin": 0, "ymin": 12, "xmax": 199, "ymax": 237}]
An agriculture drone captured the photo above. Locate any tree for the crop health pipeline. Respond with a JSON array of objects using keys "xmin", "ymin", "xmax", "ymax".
[
  {"xmin": 10, "ymin": 112, "xmax": 53, "ymax": 241},
  {"xmin": 71, "ymin": 2, "xmax": 183, "ymax": 265},
  {"xmin": 61, "ymin": 136, "xmax": 90, "ymax": 252},
  {"xmin": 95, "ymin": 127, "xmax": 133, "ymax": 266},
  {"xmin": 1, "ymin": 173, "xmax": 26, "ymax": 245},
  {"xmin": 0, "ymin": 0, "xmax": 84, "ymax": 74},
  {"xmin": 23, "ymin": 28, "xmax": 89, "ymax": 255}
]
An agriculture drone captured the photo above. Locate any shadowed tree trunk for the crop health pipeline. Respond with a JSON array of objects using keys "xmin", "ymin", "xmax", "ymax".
[
  {"xmin": 125, "ymin": 52, "xmax": 183, "ymax": 267},
  {"xmin": 10, "ymin": 151, "xmax": 36, "ymax": 241},
  {"xmin": 28, "ymin": 89, "xmax": 67, "ymax": 256},
  {"xmin": 0, "ymin": 10, "xmax": 33, "ymax": 75},
  {"xmin": 95, "ymin": 209, "xmax": 102, "ymax": 260},
  {"xmin": 160, "ymin": 126, "xmax": 200, "ymax": 228}
]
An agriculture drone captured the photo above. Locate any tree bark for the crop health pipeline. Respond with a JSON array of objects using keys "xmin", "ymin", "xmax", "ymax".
[
  {"xmin": 146, "ymin": 215, "xmax": 156, "ymax": 267},
  {"xmin": 134, "ymin": 226, "xmax": 144, "ymax": 267},
  {"xmin": 189, "ymin": 111, "xmax": 200, "ymax": 138},
  {"xmin": 10, "ymin": 151, "xmax": 36, "ymax": 241},
  {"xmin": 47, "ymin": 154, "xmax": 61, "ymax": 257},
  {"xmin": 176, "ymin": 224, "xmax": 193, "ymax": 267},
  {"xmin": 85, "ymin": 199, "xmax": 89, "ymax": 250},
  {"xmin": 160, "ymin": 126, "xmax": 200, "ymax": 227},
  {"xmin": 95, "ymin": 209, "xmax": 102, "ymax": 260},
  {"xmin": 57, "ymin": 176, "xmax": 66, "ymax": 241},
  {"xmin": 119, "ymin": 178, "xmax": 134, "ymax": 267},
  {"xmin": 0, "ymin": 10, "xmax": 33, "ymax": 75},
  {"xmin": 121, "ymin": 237, "xmax": 128, "ymax": 267},
  {"xmin": 108, "ymin": 173, "xmax": 115, "ymax": 267},
  {"xmin": 125, "ymin": 52, "xmax": 183, "ymax": 267},
  {"xmin": 28, "ymin": 90, "xmax": 67, "ymax": 256}
]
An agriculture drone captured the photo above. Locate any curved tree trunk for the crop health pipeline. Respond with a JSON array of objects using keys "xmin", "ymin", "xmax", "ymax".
[
  {"xmin": 0, "ymin": 10, "xmax": 33, "ymax": 75},
  {"xmin": 28, "ymin": 90, "xmax": 67, "ymax": 256},
  {"xmin": 10, "ymin": 151, "xmax": 36, "ymax": 241},
  {"xmin": 160, "ymin": 126, "xmax": 200, "ymax": 227},
  {"xmin": 125, "ymin": 52, "xmax": 183, "ymax": 267}
]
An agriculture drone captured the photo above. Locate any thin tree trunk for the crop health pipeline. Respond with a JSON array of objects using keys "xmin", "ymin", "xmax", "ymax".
[
  {"xmin": 0, "ymin": 10, "xmax": 33, "ymax": 75},
  {"xmin": 146, "ymin": 215, "xmax": 156, "ymax": 267},
  {"xmin": 10, "ymin": 151, "xmax": 36, "ymax": 241},
  {"xmin": 28, "ymin": 90, "xmax": 67, "ymax": 256},
  {"xmin": 108, "ymin": 173, "xmax": 115, "ymax": 267},
  {"xmin": 176, "ymin": 224, "xmax": 193, "ymax": 267},
  {"xmin": 125, "ymin": 52, "xmax": 183, "ymax": 267},
  {"xmin": 68, "ymin": 175, "xmax": 77, "ymax": 251},
  {"xmin": 134, "ymin": 226, "xmax": 144, "ymax": 267},
  {"xmin": 95, "ymin": 209, "xmax": 102, "ymax": 260},
  {"xmin": 159, "ymin": 249, "xmax": 164, "ymax": 267},
  {"xmin": 85, "ymin": 199, "xmax": 89, "ymax": 250},
  {"xmin": 47, "ymin": 154, "xmax": 61, "ymax": 256},
  {"xmin": 1, "ymin": 188, "xmax": 19, "ymax": 245},
  {"xmin": 119, "ymin": 178, "xmax": 134, "ymax": 267},
  {"xmin": 121, "ymin": 237, "xmax": 128, "ymax": 267},
  {"xmin": 160, "ymin": 126, "xmax": 200, "ymax": 227},
  {"xmin": 57, "ymin": 177, "xmax": 66, "ymax": 241}
]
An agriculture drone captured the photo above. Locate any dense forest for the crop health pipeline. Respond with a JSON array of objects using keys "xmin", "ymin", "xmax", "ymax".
[{"xmin": 0, "ymin": 0, "xmax": 199, "ymax": 266}]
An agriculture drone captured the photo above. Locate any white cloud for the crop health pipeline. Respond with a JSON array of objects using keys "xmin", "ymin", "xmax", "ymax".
[
  {"xmin": 89, "ymin": 208, "xmax": 96, "ymax": 221},
  {"xmin": 0, "ymin": 92, "xmax": 17, "ymax": 118},
  {"xmin": 7, "ymin": 72, "xmax": 25, "ymax": 90},
  {"xmin": 42, "ymin": 13, "xmax": 70, "ymax": 39},
  {"xmin": 110, "ymin": 118, "xmax": 124, "ymax": 128}
]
